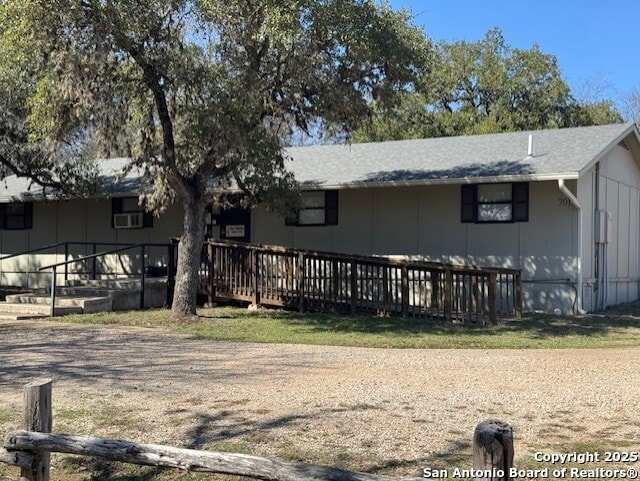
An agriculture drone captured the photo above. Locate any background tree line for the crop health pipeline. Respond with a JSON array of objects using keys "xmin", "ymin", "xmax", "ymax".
[{"xmin": 353, "ymin": 28, "xmax": 624, "ymax": 143}]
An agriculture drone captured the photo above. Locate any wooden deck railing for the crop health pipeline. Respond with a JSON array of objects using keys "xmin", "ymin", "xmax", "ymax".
[{"xmin": 171, "ymin": 240, "xmax": 522, "ymax": 324}]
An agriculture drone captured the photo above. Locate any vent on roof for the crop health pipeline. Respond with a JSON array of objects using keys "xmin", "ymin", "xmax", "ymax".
[{"xmin": 526, "ymin": 134, "xmax": 534, "ymax": 158}]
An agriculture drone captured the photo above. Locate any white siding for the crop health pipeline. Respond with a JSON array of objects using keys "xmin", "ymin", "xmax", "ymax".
[
  {"xmin": 254, "ymin": 180, "xmax": 581, "ymax": 312},
  {"xmin": 332, "ymin": 189, "xmax": 375, "ymax": 254},
  {"xmin": 5, "ymin": 138, "xmax": 640, "ymax": 314},
  {"xmin": 373, "ymin": 187, "xmax": 420, "ymax": 255},
  {"xmin": 593, "ymin": 144, "xmax": 640, "ymax": 308},
  {"xmin": 418, "ymin": 185, "xmax": 467, "ymax": 260},
  {"xmin": 0, "ymin": 199, "xmax": 181, "ymax": 288}
]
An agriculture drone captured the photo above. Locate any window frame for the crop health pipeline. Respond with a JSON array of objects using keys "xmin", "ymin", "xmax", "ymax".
[
  {"xmin": 286, "ymin": 190, "xmax": 338, "ymax": 227},
  {"xmin": 111, "ymin": 197, "xmax": 153, "ymax": 229},
  {"xmin": 0, "ymin": 202, "xmax": 33, "ymax": 230},
  {"xmin": 461, "ymin": 183, "xmax": 529, "ymax": 224}
]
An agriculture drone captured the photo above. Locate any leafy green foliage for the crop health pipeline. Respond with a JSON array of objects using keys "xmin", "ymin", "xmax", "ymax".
[
  {"xmin": 0, "ymin": 1, "xmax": 101, "ymax": 195},
  {"xmin": 354, "ymin": 28, "xmax": 623, "ymax": 142},
  {"xmin": 0, "ymin": 0, "xmax": 429, "ymax": 315},
  {"xmin": 0, "ymin": 0, "xmax": 428, "ymax": 205}
]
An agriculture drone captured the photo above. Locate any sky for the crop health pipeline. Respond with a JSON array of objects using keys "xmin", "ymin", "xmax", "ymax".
[{"xmin": 387, "ymin": 0, "xmax": 640, "ymax": 117}]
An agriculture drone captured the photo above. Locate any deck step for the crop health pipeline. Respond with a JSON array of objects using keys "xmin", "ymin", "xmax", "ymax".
[
  {"xmin": 0, "ymin": 311, "xmax": 49, "ymax": 321},
  {"xmin": 0, "ymin": 277, "xmax": 167, "ymax": 317},
  {"xmin": 65, "ymin": 279, "xmax": 144, "ymax": 289},
  {"xmin": 5, "ymin": 294, "xmax": 113, "ymax": 313},
  {"xmin": 0, "ymin": 302, "xmax": 83, "ymax": 316},
  {"xmin": 54, "ymin": 287, "xmax": 140, "ymax": 311}
]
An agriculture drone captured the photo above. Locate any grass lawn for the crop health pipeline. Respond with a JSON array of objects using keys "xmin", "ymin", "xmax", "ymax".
[{"xmin": 56, "ymin": 302, "xmax": 640, "ymax": 349}]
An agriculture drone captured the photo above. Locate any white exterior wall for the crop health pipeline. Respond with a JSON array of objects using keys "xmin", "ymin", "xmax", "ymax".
[
  {"xmin": 0, "ymin": 199, "xmax": 181, "ymax": 288},
  {"xmin": 579, "ymin": 144, "xmax": 640, "ymax": 311},
  {"xmin": 253, "ymin": 180, "xmax": 579, "ymax": 313},
  {"xmin": 6, "ymin": 140, "xmax": 640, "ymax": 314}
]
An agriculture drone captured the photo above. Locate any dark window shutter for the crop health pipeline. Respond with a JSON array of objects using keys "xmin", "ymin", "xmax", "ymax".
[
  {"xmin": 325, "ymin": 190, "xmax": 338, "ymax": 225},
  {"xmin": 24, "ymin": 202, "xmax": 33, "ymax": 229},
  {"xmin": 111, "ymin": 198, "xmax": 123, "ymax": 228},
  {"xmin": 143, "ymin": 211, "xmax": 154, "ymax": 228},
  {"xmin": 285, "ymin": 215, "xmax": 298, "ymax": 226},
  {"xmin": 461, "ymin": 185, "xmax": 476, "ymax": 223},
  {"xmin": 512, "ymin": 183, "xmax": 529, "ymax": 222}
]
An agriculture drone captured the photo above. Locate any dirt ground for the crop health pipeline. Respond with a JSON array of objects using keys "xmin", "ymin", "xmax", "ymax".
[{"xmin": 1, "ymin": 320, "xmax": 640, "ymax": 478}]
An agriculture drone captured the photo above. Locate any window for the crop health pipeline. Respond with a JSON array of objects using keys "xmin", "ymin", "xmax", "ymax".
[
  {"xmin": 286, "ymin": 191, "xmax": 338, "ymax": 226},
  {"xmin": 0, "ymin": 202, "xmax": 33, "ymax": 230},
  {"xmin": 461, "ymin": 183, "xmax": 528, "ymax": 223},
  {"xmin": 204, "ymin": 205, "xmax": 220, "ymax": 238},
  {"xmin": 111, "ymin": 197, "xmax": 153, "ymax": 229}
]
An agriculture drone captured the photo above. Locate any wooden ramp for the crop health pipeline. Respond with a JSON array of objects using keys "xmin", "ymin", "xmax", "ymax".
[{"xmin": 173, "ymin": 240, "xmax": 523, "ymax": 324}]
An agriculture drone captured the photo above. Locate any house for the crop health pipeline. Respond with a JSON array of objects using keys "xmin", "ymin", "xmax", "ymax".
[{"xmin": 1, "ymin": 122, "xmax": 639, "ymax": 314}]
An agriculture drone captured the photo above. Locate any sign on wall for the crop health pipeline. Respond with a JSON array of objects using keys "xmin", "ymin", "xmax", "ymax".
[{"xmin": 226, "ymin": 225, "xmax": 246, "ymax": 238}]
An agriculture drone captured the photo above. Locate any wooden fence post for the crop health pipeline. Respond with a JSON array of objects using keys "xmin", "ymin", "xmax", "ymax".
[
  {"xmin": 472, "ymin": 420, "xmax": 513, "ymax": 481},
  {"xmin": 208, "ymin": 243, "xmax": 215, "ymax": 307},
  {"xmin": 444, "ymin": 268, "xmax": 453, "ymax": 322},
  {"xmin": 400, "ymin": 266, "xmax": 409, "ymax": 318},
  {"xmin": 252, "ymin": 249, "xmax": 259, "ymax": 307},
  {"xmin": 470, "ymin": 275, "xmax": 478, "ymax": 318},
  {"xmin": 350, "ymin": 260, "xmax": 357, "ymax": 315},
  {"xmin": 488, "ymin": 273, "xmax": 498, "ymax": 325},
  {"xmin": 21, "ymin": 379, "xmax": 52, "ymax": 481},
  {"xmin": 514, "ymin": 273, "xmax": 523, "ymax": 319},
  {"xmin": 297, "ymin": 252, "xmax": 305, "ymax": 313}
]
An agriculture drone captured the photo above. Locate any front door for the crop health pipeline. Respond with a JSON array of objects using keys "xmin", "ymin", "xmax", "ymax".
[{"xmin": 219, "ymin": 207, "xmax": 251, "ymax": 243}]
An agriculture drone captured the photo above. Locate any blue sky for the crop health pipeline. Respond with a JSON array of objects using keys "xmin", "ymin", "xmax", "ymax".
[{"xmin": 388, "ymin": 0, "xmax": 640, "ymax": 115}]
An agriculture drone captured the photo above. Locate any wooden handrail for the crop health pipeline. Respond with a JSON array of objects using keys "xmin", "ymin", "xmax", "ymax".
[
  {"xmin": 192, "ymin": 240, "xmax": 523, "ymax": 322},
  {"xmin": 205, "ymin": 239, "xmax": 522, "ymax": 275}
]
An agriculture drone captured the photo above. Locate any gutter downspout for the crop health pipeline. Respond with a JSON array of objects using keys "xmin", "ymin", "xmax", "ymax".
[{"xmin": 558, "ymin": 179, "xmax": 586, "ymax": 314}]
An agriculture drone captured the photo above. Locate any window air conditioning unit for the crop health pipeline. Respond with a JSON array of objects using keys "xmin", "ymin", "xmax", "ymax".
[{"xmin": 113, "ymin": 212, "xmax": 143, "ymax": 229}]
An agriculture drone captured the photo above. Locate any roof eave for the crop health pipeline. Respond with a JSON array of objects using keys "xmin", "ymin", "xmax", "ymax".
[
  {"xmin": 300, "ymin": 172, "xmax": 580, "ymax": 191},
  {"xmin": 578, "ymin": 123, "xmax": 640, "ymax": 177}
]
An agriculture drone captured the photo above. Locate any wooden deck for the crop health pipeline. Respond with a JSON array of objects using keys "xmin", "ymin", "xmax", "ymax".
[{"xmin": 170, "ymin": 240, "xmax": 522, "ymax": 324}]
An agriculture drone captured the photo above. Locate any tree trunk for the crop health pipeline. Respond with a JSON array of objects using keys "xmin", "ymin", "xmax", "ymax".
[{"xmin": 171, "ymin": 181, "xmax": 207, "ymax": 319}]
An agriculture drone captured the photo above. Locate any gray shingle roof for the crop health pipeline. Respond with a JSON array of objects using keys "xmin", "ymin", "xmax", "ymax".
[
  {"xmin": 0, "ymin": 157, "xmax": 137, "ymax": 202},
  {"xmin": 285, "ymin": 123, "xmax": 638, "ymax": 188},
  {"xmin": 0, "ymin": 123, "xmax": 636, "ymax": 202}
]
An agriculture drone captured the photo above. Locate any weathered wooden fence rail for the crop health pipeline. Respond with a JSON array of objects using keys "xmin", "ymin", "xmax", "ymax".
[
  {"xmin": 172, "ymin": 239, "xmax": 522, "ymax": 324},
  {"xmin": 2, "ymin": 380, "xmax": 514, "ymax": 481}
]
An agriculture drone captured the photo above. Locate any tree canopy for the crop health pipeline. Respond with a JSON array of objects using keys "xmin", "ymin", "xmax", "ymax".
[
  {"xmin": 354, "ymin": 29, "xmax": 622, "ymax": 142},
  {"xmin": 0, "ymin": 0, "xmax": 430, "ymax": 317},
  {"xmin": 623, "ymin": 90, "xmax": 640, "ymax": 126}
]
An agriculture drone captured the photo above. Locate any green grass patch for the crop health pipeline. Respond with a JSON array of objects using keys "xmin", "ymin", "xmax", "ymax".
[
  {"xmin": 56, "ymin": 303, "xmax": 640, "ymax": 349},
  {"xmin": 204, "ymin": 440, "xmax": 253, "ymax": 455}
]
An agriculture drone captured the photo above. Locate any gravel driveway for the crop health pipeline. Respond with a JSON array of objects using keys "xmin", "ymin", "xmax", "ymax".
[{"xmin": 1, "ymin": 320, "xmax": 639, "ymax": 477}]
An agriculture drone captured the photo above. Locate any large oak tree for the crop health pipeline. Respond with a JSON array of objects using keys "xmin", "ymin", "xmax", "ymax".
[
  {"xmin": 354, "ymin": 29, "xmax": 622, "ymax": 142},
  {"xmin": 0, "ymin": 0, "xmax": 429, "ymax": 318}
]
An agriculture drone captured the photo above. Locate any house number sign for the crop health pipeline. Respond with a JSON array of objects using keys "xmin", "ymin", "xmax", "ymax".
[{"xmin": 226, "ymin": 225, "xmax": 246, "ymax": 237}]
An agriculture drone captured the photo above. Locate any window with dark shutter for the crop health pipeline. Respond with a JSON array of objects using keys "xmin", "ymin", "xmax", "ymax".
[
  {"xmin": 0, "ymin": 202, "xmax": 33, "ymax": 230},
  {"xmin": 461, "ymin": 183, "xmax": 529, "ymax": 224},
  {"xmin": 286, "ymin": 190, "xmax": 339, "ymax": 226}
]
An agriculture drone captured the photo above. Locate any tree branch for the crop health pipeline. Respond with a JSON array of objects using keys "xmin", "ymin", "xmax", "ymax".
[
  {"xmin": 5, "ymin": 430, "xmax": 419, "ymax": 481},
  {"xmin": 126, "ymin": 45, "xmax": 178, "ymax": 174}
]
